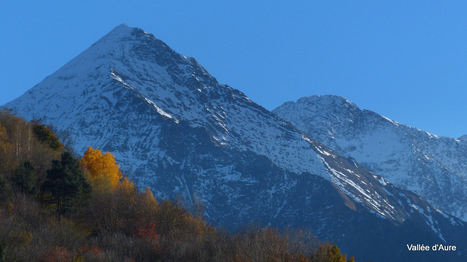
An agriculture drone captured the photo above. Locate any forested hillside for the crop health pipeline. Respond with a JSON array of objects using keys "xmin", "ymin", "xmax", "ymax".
[{"xmin": 0, "ymin": 110, "xmax": 354, "ymax": 262}]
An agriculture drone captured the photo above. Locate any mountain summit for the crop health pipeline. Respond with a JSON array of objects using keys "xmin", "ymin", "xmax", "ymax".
[
  {"xmin": 274, "ymin": 95, "xmax": 467, "ymax": 222},
  {"xmin": 5, "ymin": 25, "xmax": 467, "ymax": 262}
]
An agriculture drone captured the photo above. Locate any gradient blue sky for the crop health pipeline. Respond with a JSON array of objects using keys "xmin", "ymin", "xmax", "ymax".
[{"xmin": 1, "ymin": 1, "xmax": 466, "ymax": 138}]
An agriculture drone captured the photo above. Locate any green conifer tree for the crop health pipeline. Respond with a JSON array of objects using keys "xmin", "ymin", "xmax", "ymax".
[
  {"xmin": 12, "ymin": 162, "xmax": 37, "ymax": 195},
  {"xmin": 40, "ymin": 152, "xmax": 91, "ymax": 217}
]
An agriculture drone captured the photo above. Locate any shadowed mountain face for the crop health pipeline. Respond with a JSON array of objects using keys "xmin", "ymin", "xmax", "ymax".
[
  {"xmin": 5, "ymin": 25, "xmax": 467, "ymax": 262},
  {"xmin": 274, "ymin": 95, "xmax": 467, "ymax": 222}
]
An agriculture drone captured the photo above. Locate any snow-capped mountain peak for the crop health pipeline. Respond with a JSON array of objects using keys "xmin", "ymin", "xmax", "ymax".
[{"xmin": 274, "ymin": 95, "xmax": 467, "ymax": 221}]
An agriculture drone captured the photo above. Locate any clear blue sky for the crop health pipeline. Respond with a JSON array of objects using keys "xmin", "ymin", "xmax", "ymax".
[{"xmin": 1, "ymin": 1, "xmax": 466, "ymax": 138}]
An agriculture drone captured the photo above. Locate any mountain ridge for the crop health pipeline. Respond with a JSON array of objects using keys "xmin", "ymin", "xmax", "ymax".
[{"xmin": 274, "ymin": 95, "xmax": 467, "ymax": 221}]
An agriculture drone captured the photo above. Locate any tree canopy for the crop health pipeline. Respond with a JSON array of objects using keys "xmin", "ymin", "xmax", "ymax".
[
  {"xmin": 40, "ymin": 152, "xmax": 91, "ymax": 216},
  {"xmin": 80, "ymin": 146, "xmax": 122, "ymax": 190}
]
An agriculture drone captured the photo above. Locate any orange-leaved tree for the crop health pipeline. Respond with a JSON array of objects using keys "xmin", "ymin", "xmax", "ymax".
[{"xmin": 80, "ymin": 146, "xmax": 122, "ymax": 191}]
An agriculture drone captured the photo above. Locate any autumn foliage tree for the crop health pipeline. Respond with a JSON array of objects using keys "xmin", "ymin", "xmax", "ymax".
[
  {"xmin": 77, "ymin": 146, "xmax": 156, "ymax": 237},
  {"xmin": 80, "ymin": 146, "xmax": 123, "ymax": 191},
  {"xmin": 312, "ymin": 243, "xmax": 355, "ymax": 262}
]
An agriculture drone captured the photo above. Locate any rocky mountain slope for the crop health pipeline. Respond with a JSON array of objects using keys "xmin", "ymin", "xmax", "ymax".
[
  {"xmin": 5, "ymin": 25, "xmax": 466, "ymax": 261},
  {"xmin": 273, "ymin": 95, "xmax": 467, "ymax": 222}
]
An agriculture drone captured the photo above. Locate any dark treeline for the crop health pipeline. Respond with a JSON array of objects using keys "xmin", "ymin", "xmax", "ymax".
[{"xmin": 0, "ymin": 109, "xmax": 355, "ymax": 262}]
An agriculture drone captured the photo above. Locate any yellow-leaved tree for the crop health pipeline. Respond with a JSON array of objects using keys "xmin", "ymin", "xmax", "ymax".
[{"xmin": 80, "ymin": 146, "xmax": 122, "ymax": 191}]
